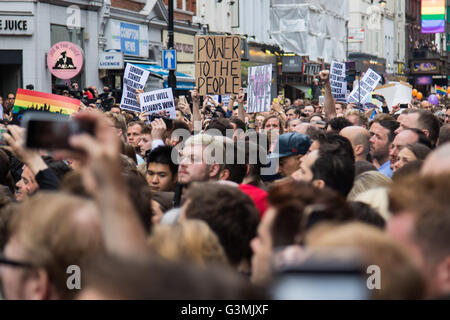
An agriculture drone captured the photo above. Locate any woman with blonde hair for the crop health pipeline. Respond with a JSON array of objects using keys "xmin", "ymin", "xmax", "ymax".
[
  {"xmin": 148, "ymin": 219, "xmax": 229, "ymax": 267},
  {"xmin": 347, "ymin": 171, "xmax": 392, "ymax": 201}
]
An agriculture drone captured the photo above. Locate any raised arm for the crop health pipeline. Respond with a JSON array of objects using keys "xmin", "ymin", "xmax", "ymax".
[
  {"xmin": 190, "ymin": 87, "xmax": 202, "ymax": 134},
  {"xmin": 319, "ymin": 70, "xmax": 337, "ymax": 120}
]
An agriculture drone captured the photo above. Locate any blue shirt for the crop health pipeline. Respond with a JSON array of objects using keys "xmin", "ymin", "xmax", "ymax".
[{"xmin": 378, "ymin": 160, "xmax": 393, "ymax": 178}]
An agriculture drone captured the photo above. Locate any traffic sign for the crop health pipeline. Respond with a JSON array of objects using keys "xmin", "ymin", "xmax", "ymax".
[{"xmin": 163, "ymin": 49, "xmax": 177, "ymax": 70}]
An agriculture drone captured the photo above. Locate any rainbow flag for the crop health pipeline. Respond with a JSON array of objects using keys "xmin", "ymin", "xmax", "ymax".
[
  {"xmin": 421, "ymin": 0, "xmax": 446, "ymax": 33},
  {"xmin": 435, "ymin": 85, "xmax": 446, "ymax": 95},
  {"xmin": 13, "ymin": 89, "xmax": 80, "ymax": 123}
]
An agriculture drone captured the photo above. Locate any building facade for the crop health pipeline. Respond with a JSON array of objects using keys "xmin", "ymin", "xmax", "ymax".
[
  {"xmin": 406, "ymin": 0, "xmax": 448, "ymax": 95},
  {"xmin": 0, "ymin": 0, "xmax": 102, "ymax": 95},
  {"xmin": 348, "ymin": 0, "xmax": 402, "ymax": 78}
]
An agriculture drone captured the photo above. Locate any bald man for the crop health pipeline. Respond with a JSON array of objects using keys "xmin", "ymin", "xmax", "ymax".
[
  {"xmin": 340, "ymin": 126, "xmax": 370, "ymax": 162},
  {"xmin": 421, "ymin": 143, "xmax": 450, "ymax": 175}
]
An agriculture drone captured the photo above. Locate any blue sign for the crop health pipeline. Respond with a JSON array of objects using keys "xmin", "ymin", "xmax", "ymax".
[
  {"xmin": 120, "ymin": 22, "xmax": 140, "ymax": 56},
  {"xmin": 163, "ymin": 49, "xmax": 177, "ymax": 70}
]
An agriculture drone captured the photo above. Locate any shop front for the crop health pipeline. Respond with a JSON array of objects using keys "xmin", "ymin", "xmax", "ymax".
[
  {"xmin": 0, "ymin": 3, "xmax": 34, "ymax": 96},
  {"xmin": 409, "ymin": 60, "xmax": 447, "ymax": 95}
]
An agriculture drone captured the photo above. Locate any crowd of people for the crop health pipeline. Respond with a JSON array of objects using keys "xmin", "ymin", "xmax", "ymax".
[{"xmin": 0, "ymin": 68, "xmax": 449, "ymax": 300}]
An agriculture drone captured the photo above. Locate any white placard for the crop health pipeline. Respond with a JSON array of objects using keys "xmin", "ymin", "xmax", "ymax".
[
  {"xmin": 373, "ymin": 82, "xmax": 413, "ymax": 111},
  {"xmin": 348, "ymin": 68, "xmax": 381, "ymax": 105},
  {"xmin": 120, "ymin": 64, "xmax": 150, "ymax": 113},
  {"xmin": 247, "ymin": 64, "xmax": 272, "ymax": 113},
  {"xmin": 140, "ymin": 88, "xmax": 176, "ymax": 119},
  {"xmin": 330, "ymin": 61, "xmax": 347, "ymax": 102}
]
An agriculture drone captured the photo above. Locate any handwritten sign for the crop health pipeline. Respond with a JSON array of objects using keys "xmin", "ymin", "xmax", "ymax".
[
  {"xmin": 247, "ymin": 64, "xmax": 272, "ymax": 113},
  {"xmin": 140, "ymin": 88, "xmax": 176, "ymax": 119},
  {"xmin": 195, "ymin": 35, "xmax": 241, "ymax": 95},
  {"xmin": 120, "ymin": 64, "xmax": 150, "ymax": 113},
  {"xmin": 330, "ymin": 61, "xmax": 347, "ymax": 102},
  {"xmin": 348, "ymin": 68, "xmax": 381, "ymax": 105}
]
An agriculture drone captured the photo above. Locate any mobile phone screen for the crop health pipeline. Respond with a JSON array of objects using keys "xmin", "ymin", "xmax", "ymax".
[{"xmin": 25, "ymin": 115, "xmax": 95, "ymax": 150}]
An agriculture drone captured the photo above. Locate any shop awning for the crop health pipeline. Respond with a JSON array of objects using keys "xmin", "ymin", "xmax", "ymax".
[{"xmin": 131, "ymin": 63, "xmax": 195, "ymax": 90}]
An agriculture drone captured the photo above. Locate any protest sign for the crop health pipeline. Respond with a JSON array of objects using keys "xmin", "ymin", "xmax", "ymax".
[
  {"xmin": 330, "ymin": 61, "xmax": 347, "ymax": 102},
  {"xmin": 12, "ymin": 88, "xmax": 80, "ymax": 124},
  {"xmin": 247, "ymin": 64, "xmax": 272, "ymax": 113},
  {"xmin": 348, "ymin": 68, "xmax": 381, "ymax": 105},
  {"xmin": 120, "ymin": 64, "xmax": 150, "ymax": 113},
  {"xmin": 221, "ymin": 95, "xmax": 231, "ymax": 108},
  {"xmin": 140, "ymin": 88, "xmax": 176, "ymax": 119},
  {"xmin": 195, "ymin": 35, "xmax": 241, "ymax": 96},
  {"xmin": 373, "ymin": 81, "xmax": 412, "ymax": 111}
]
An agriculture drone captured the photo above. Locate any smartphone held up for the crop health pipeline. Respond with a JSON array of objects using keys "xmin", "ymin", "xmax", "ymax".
[{"xmin": 22, "ymin": 112, "xmax": 95, "ymax": 151}]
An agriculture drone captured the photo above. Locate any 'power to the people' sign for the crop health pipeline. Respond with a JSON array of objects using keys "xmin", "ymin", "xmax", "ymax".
[{"xmin": 195, "ymin": 35, "xmax": 241, "ymax": 96}]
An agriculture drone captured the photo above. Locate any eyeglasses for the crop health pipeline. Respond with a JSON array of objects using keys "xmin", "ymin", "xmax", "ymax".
[{"xmin": 0, "ymin": 256, "xmax": 33, "ymax": 268}]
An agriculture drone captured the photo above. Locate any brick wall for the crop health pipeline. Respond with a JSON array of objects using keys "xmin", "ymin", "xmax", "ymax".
[{"xmin": 111, "ymin": 0, "xmax": 145, "ymax": 12}]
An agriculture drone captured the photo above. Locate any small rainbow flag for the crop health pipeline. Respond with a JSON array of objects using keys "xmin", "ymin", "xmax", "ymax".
[
  {"xmin": 13, "ymin": 89, "xmax": 80, "ymax": 123},
  {"xmin": 435, "ymin": 85, "xmax": 446, "ymax": 95}
]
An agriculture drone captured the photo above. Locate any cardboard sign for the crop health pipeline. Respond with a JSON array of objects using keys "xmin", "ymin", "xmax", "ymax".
[
  {"xmin": 373, "ymin": 81, "xmax": 413, "ymax": 111},
  {"xmin": 247, "ymin": 64, "xmax": 272, "ymax": 113},
  {"xmin": 120, "ymin": 64, "xmax": 150, "ymax": 113},
  {"xmin": 195, "ymin": 35, "xmax": 241, "ymax": 95},
  {"xmin": 348, "ymin": 68, "xmax": 381, "ymax": 105},
  {"xmin": 140, "ymin": 88, "xmax": 176, "ymax": 119},
  {"xmin": 330, "ymin": 61, "xmax": 347, "ymax": 102},
  {"xmin": 12, "ymin": 89, "xmax": 80, "ymax": 123}
]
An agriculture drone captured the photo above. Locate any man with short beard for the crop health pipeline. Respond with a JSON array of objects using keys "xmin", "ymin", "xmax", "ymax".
[{"xmin": 369, "ymin": 119, "xmax": 399, "ymax": 178}]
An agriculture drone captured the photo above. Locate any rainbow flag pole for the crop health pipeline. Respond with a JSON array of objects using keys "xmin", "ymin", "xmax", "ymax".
[{"xmin": 12, "ymin": 89, "xmax": 80, "ymax": 124}]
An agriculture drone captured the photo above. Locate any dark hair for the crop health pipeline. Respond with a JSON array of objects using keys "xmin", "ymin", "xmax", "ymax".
[
  {"xmin": 355, "ymin": 160, "xmax": 377, "ymax": 176},
  {"xmin": 327, "ymin": 117, "xmax": 352, "ymax": 133},
  {"xmin": 403, "ymin": 143, "xmax": 431, "ymax": 161},
  {"xmin": 229, "ymin": 117, "xmax": 246, "ymax": 132},
  {"xmin": 413, "ymin": 110, "xmax": 441, "ymax": 147},
  {"xmin": 438, "ymin": 124, "xmax": 450, "ymax": 146},
  {"xmin": 243, "ymin": 133, "xmax": 269, "ymax": 186},
  {"xmin": 268, "ymin": 180, "xmax": 354, "ymax": 246},
  {"xmin": 145, "ymin": 146, "xmax": 178, "ymax": 176},
  {"xmin": 404, "ymin": 128, "xmax": 433, "ymax": 149},
  {"xmin": 312, "ymin": 133, "xmax": 355, "ymax": 196},
  {"xmin": 371, "ymin": 119, "xmax": 400, "ymax": 142},
  {"xmin": 0, "ymin": 150, "xmax": 15, "ymax": 194},
  {"xmin": 206, "ymin": 118, "xmax": 233, "ymax": 136},
  {"xmin": 185, "ymin": 183, "xmax": 260, "ymax": 267},
  {"xmin": 349, "ymin": 201, "xmax": 385, "ymax": 229},
  {"xmin": 223, "ymin": 142, "xmax": 247, "ymax": 184},
  {"xmin": 42, "ymin": 156, "xmax": 72, "ymax": 181},
  {"xmin": 262, "ymin": 115, "xmax": 284, "ymax": 133},
  {"xmin": 286, "ymin": 106, "xmax": 302, "ymax": 116}
]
